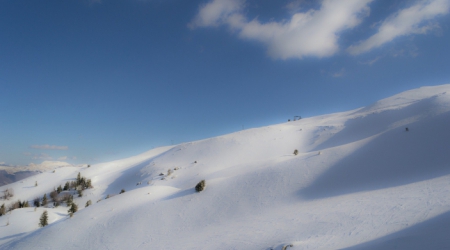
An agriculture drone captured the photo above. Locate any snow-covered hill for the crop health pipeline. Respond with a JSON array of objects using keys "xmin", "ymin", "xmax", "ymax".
[{"xmin": 1, "ymin": 84, "xmax": 450, "ymax": 250}]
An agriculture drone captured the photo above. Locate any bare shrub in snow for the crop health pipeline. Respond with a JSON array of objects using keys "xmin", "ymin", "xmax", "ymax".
[
  {"xmin": 0, "ymin": 204, "xmax": 5, "ymax": 216},
  {"xmin": 282, "ymin": 244, "xmax": 294, "ymax": 250},
  {"xmin": 167, "ymin": 169, "xmax": 173, "ymax": 176},
  {"xmin": 50, "ymin": 191, "xmax": 58, "ymax": 202},
  {"xmin": 293, "ymin": 149, "xmax": 298, "ymax": 155},
  {"xmin": 195, "ymin": 180, "xmax": 206, "ymax": 192},
  {"xmin": 2, "ymin": 188, "xmax": 14, "ymax": 200},
  {"xmin": 85, "ymin": 200, "xmax": 92, "ymax": 207}
]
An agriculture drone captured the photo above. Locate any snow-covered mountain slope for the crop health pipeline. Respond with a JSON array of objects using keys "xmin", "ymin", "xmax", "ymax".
[{"xmin": 1, "ymin": 84, "xmax": 450, "ymax": 250}]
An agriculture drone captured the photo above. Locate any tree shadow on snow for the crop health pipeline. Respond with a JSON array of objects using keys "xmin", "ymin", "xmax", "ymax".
[
  {"xmin": 341, "ymin": 210, "xmax": 450, "ymax": 250},
  {"xmin": 299, "ymin": 110, "xmax": 450, "ymax": 200},
  {"xmin": 163, "ymin": 189, "xmax": 196, "ymax": 201}
]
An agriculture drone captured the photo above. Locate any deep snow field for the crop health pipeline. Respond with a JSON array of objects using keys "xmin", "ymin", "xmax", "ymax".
[{"xmin": 1, "ymin": 84, "xmax": 450, "ymax": 250}]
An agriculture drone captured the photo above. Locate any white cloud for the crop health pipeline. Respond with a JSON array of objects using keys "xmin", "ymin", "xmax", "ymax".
[
  {"xmin": 348, "ymin": 0, "xmax": 450, "ymax": 55},
  {"xmin": 190, "ymin": 0, "xmax": 373, "ymax": 59},
  {"xmin": 189, "ymin": 0, "xmax": 245, "ymax": 28},
  {"xmin": 30, "ymin": 144, "xmax": 69, "ymax": 150}
]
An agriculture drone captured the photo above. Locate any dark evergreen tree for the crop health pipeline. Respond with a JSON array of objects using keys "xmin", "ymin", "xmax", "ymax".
[
  {"xmin": 64, "ymin": 181, "xmax": 70, "ymax": 191},
  {"xmin": 57, "ymin": 185, "xmax": 63, "ymax": 193},
  {"xmin": 68, "ymin": 202, "xmax": 78, "ymax": 216},
  {"xmin": 33, "ymin": 197, "xmax": 40, "ymax": 207},
  {"xmin": 77, "ymin": 190, "xmax": 83, "ymax": 197},
  {"xmin": 195, "ymin": 180, "xmax": 206, "ymax": 192},
  {"xmin": 42, "ymin": 194, "xmax": 48, "ymax": 206},
  {"xmin": 120, "ymin": 189, "xmax": 125, "ymax": 194},
  {"xmin": 39, "ymin": 210, "xmax": 48, "ymax": 227}
]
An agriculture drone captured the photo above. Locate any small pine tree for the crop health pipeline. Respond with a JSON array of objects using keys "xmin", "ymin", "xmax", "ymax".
[
  {"xmin": 85, "ymin": 200, "xmax": 92, "ymax": 208},
  {"xmin": 120, "ymin": 189, "xmax": 125, "ymax": 194},
  {"xmin": 66, "ymin": 195, "xmax": 73, "ymax": 206},
  {"xmin": 195, "ymin": 180, "xmax": 206, "ymax": 192},
  {"xmin": 57, "ymin": 185, "xmax": 63, "ymax": 194},
  {"xmin": 42, "ymin": 194, "xmax": 48, "ymax": 206},
  {"xmin": 39, "ymin": 210, "xmax": 48, "ymax": 227},
  {"xmin": 77, "ymin": 172, "xmax": 81, "ymax": 184},
  {"xmin": 77, "ymin": 190, "xmax": 83, "ymax": 197},
  {"xmin": 68, "ymin": 203, "xmax": 78, "ymax": 215},
  {"xmin": 33, "ymin": 197, "xmax": 40, "ymax": 207},
  {"xmin": 23, "ymin": 201, "xmax": 30, "ymax": 207},
  {"xmin": 35, "ymin": 181, "xmax": 38, "ymax": 187},
  {"xmin": 293, "ymin": 149, "xmax": 299, "ymax": 155},
  {"xmin": 63, "ymin": 181, "xmax": 70, "ymax": 191}
]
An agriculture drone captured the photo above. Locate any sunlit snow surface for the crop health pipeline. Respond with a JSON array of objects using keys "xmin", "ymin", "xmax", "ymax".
[{"xmin": 1, "ymin": 84, "xmax": 450, "ymax": 250}]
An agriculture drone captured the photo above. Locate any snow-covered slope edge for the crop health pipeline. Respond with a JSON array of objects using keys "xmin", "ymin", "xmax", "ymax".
[{"xmin": 1, "ymin": 84, "xmax": 450, "ymax": 250}]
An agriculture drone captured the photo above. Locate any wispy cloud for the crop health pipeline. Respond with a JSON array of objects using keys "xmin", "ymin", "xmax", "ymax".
[
  {"xmin": 31, "ymin": 153, "xmax": 53, "ymax": 160},
  {"xmin": 348, "ymin": 0, "xmax": 450, "ymax": 55},
  {"xmin": 359, "ymin": 56, "xmax": 383, "ymax": 66},
  {"xmin": 58, "ymin": 156, "xmax": 68, "ymax": 161},
  {"xmin": 190, "ymin": 0, "xmax": 373, "ymax": 59},
  {"xmin": 30, "ymin": 144, "xmax": 69, "ymax": 150},
  {"xmin": 332, "ymin": 68, "xmax": 346, "ymax": 78}
]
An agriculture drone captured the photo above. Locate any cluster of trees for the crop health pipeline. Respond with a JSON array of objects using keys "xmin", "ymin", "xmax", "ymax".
[
  {"xmin": 57, "ymin": 172, "xmax": 93, "ymax": 194},
  {"xmin": 1, "ymin": 200, "xmax": 31, "ymax": 215}
]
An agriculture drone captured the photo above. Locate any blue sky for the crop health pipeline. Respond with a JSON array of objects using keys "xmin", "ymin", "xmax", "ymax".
[{"xmin": 1, "ymin": 0, "xmax": 449, "ymax": 166}]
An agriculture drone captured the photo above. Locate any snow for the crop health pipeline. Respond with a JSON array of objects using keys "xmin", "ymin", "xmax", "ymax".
[{"xmin": 1, "ymin": 84, "xmax": 450, "ymax": 249}]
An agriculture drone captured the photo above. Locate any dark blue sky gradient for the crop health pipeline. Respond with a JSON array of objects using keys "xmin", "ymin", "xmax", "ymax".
[{"xmin": 1, "ymin": 0, "xmax": 449, "ymax": 165}]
